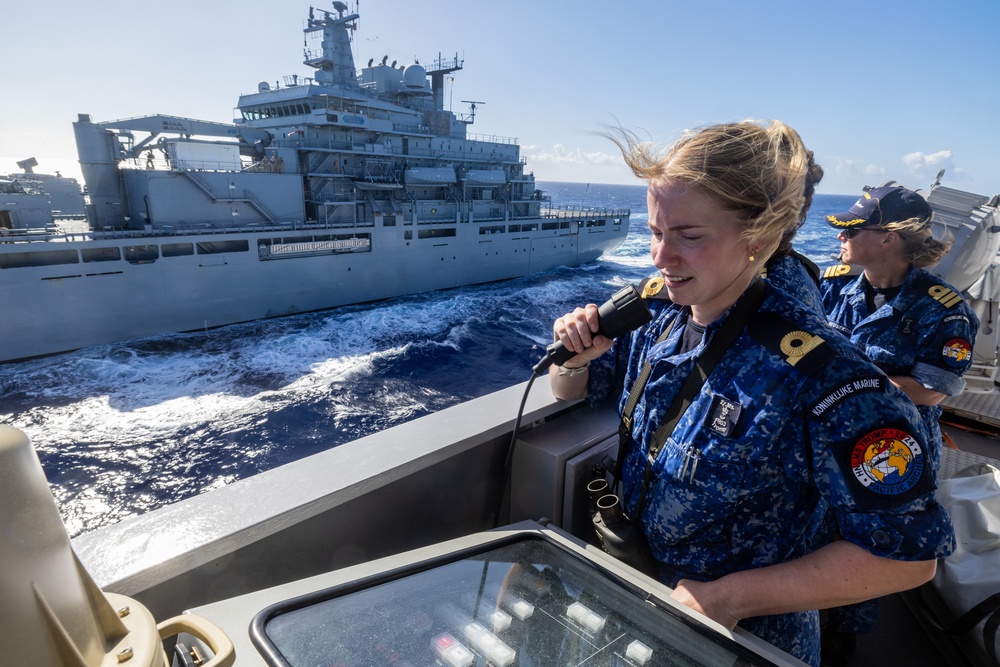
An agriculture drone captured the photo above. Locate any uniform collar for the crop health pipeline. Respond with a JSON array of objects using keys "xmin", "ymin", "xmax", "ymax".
[{"xmin": 843, "ymin": 265, "xmax": 920, "ymax": 314}]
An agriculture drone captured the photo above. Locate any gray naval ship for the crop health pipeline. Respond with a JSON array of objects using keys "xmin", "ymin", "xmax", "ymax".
[
  {"xmin": 0, "ymin": 2, "xmax": 629, "ymax": 364},
  {"xmin": 0, "ymin": 157, "xmax": 85, "ymax": 228}
]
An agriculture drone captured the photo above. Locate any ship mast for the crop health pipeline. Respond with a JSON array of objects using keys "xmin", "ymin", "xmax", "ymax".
[{"xmin": 304, "ymin": 2, "xmax": 360, "ymax": 89}]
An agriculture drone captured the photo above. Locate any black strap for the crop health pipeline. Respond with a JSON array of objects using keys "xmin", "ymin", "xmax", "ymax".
[
  {"xmin": 987, "ymin": 607, "xmax": 1000, "ymax": 665},
  {"xmin": 944, "ymin": 590, "xmax": 1000, "ymax": 663},
  {"xmin": 616, "ymin": 319, "xmax": 677, "ymax": 482},
  {"xmin": 618, "ymin": 279, "xmax": 768, "ymax": 520},
  {"xmin": 789, "ymin": 248, "xmax": 821, "ymax": 286}
]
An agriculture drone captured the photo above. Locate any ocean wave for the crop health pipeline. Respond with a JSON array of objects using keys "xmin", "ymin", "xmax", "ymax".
[{"xmin": 0, "ymin": 186, "xmax": 852, "ymax": 537}]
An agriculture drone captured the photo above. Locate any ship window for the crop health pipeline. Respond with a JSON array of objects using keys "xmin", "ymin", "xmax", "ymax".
[
  {"xmin": 124, "ymin": 245, "xmax": 159, "ymax": 264},
  {"xmin": 586, "ymin": 219, "xmax": 607, "ymax": 228},
  {"xmin": 162, "ymin": 243, "xmax": 194, "ymax": 257},
  {"xmin": 0, "ymin": 249, "xmax": 79, "ymax": 269},
  {"xmin": 479, "ymin": 226, "xmax": 504, "ymax": 235},
  {"xmin": 81, "ymin": 247, "xmax": 121, "ymax": 263},
  {"xmin": 417, "ymin": 228, "xmax": 456, "ymax": 239},
  {"xmin": 197, "ymin": 240, "xmax": 250, "ymax": 254}
]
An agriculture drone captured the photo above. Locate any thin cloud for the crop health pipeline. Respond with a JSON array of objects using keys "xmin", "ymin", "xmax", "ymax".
[
  {"xmin": 522, "ymin": 144, "xmax": 620, "ymax": 167},
  {"xmin": 826, "ymin": 157, "xmax": 888, "ymax": 191},
  {"xmin": 902, "ymin": 150, "xmax": 968, "ymax": 183}
]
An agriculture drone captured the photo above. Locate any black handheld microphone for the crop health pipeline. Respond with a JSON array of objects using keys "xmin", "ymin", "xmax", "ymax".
[{"xmin": 532, "ymin": 284, "xmax": 653, "ymax": 375}]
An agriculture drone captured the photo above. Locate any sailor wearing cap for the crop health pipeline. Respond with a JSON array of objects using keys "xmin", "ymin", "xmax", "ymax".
[
  {"xmin": 817, "ymin": 186, "xmax": 978, "ymax": 661},
  {"xmin": 820, "ymin": 184, "xmax": 980, "ymax": 461},
  {"xmin": 551, "ymin": 124, "xmax": 955, "ymax": 667}
]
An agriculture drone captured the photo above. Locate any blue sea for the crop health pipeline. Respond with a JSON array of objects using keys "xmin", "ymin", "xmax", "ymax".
[{"xmin": 0, "ymin": 183, "xmax": 857, "ymax": 538}]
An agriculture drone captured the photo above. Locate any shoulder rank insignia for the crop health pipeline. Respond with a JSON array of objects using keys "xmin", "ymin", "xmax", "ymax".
[
  {"xmin": 822, "ymin": 263, "xmax": 861, "ymax": 280},
  {"xmin": 779, "ymin": 330, "xmax": 826, "ymax": 366},
  {"xmin": 639, "ymin": 275, "xmax": 667, "ymax": 300},
  {"xmin": 749, "ymin": 312, "xmax": 836, "ymax": 375},
  {"xmin": 928, "ymin": 284, "xmax": 963, "ymax": 308}
]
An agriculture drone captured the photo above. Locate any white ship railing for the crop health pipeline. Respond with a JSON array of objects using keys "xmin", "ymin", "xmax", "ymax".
[{"xmin": 541, "ymin": 206, "xmax": 630, "ymax": 219}]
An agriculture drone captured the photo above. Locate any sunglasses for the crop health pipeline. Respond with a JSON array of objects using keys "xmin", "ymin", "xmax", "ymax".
[{"xmin": 842, "ymin": 227, "xmax": 887, "ymax": 239}]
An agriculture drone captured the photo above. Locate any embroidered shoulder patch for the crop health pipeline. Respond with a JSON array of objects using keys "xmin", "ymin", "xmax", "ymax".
[
  {"xmin": 833, "ymin": 421, "xmax": 935, "ymax": 510},
  {"xmin": 850, "ymin": 428, "xmax": 925, "ymax": 497},
  {"xmin": 809, "ymin": 375, "xmax": 886, "ymax": 418},
  {"xmin": 941, "ymin": 338, "xmax": 972, "ymax": 366}
]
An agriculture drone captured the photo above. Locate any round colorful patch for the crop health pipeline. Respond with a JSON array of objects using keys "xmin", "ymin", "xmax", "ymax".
[
  {"xmin": 941, "ymin": 338, "xmax": 972, "ymax": 366},
  {"xmin": 850, "ymin": 428, "xmax": 924, "ymax": 495}
]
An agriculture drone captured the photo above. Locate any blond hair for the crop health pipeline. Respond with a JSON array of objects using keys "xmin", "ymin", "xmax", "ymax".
[
  {"xmin": 883, "ymin": 216, "xmax": 952, "ymax": 268},
  {"xmin": 608, "ymin": 120, "xmax": 808, "ymax": 264}
]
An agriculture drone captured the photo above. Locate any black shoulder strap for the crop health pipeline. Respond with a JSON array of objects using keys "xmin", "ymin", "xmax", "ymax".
[
  {"xmin": 616, "ymin": 279, "xmax": 768, "ymax": 519},
  {"xmin": 789, "ymin": 249, "xmax": 821, "ymax": 286},
  {"xmin": 747, "ymin": 311, "xmax": 837, "ymax": 377},
  {"xmin": 822, "ymin": 263, "xmax": 863, "ymax": 280}
]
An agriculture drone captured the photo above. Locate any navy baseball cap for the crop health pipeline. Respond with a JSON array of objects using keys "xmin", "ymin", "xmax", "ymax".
[{"xmin": 826, "ymin": 185, "xmax": 932, "ymax": 230}]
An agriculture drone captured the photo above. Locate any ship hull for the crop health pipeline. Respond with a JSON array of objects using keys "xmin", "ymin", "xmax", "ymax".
[{"xmin": 1, "ymin": 219, "xmax": 625, "ymax": 362}]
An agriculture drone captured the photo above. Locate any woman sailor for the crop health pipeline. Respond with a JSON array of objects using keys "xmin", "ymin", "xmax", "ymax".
[
  {"xmin": 548, "ymin": 120, "xmax": 954, "ymax": 666},
  {"xmin": 821, "ymin": 184, "xmax": 980, "ymax": 463}
]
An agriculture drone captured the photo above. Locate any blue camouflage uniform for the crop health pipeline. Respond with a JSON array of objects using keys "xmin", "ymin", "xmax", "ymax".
[
  {"xmin": 764, "ymin": 250, "xmax": 825, "ymax": 315},
  {"xmin": 821, "ymin": 264, "xmax": 980, "ymax": 460},
  {"xmin": 587, "ymin": 276, "xmax": 955, "ymax": 666}
]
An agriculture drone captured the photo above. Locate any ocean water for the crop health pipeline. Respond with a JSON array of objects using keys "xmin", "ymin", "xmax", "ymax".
[{"xmin": 0, "ymin": 183, "xmax": 857, "ymax": 538}]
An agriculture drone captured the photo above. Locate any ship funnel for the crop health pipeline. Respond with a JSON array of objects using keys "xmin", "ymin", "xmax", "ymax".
[{"xmin": 0, "ymin": 425, "xmax": 235, "ymax": 667}]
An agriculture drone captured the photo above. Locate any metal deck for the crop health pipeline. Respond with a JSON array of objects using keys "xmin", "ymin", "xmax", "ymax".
[{"xmin": 942, "ymin": 387, "xmax": 1000, "ymax": 429}]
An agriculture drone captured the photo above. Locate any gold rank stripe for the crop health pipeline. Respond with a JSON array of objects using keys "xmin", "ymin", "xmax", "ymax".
[
  {"xmin": 823, "ymin": 264, "xmax": 853, "ymax": 279},
  {"xmin": 928, "ymin": 285, "xmax": 963, "ymax": 308}
]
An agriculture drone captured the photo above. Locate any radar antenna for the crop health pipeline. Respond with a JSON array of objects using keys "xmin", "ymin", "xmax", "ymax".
[
  {"xmin": 459, "ymin": 100, "xmax": 485, "ymax": 124},
  {"xmin": 16, "ymin": 157, "xmax": 38, "ymax": 174}
]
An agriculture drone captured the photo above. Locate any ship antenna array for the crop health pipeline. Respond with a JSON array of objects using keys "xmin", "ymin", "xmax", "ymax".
[{"xmin": 460, "ymin": 100, "xmax": 485, "ymax": 124}]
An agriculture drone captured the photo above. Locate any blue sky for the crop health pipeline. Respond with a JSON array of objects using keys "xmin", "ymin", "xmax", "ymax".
[{"xmin": 2, "ymin": 0, "xmax": 998, "ymax": 195}]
